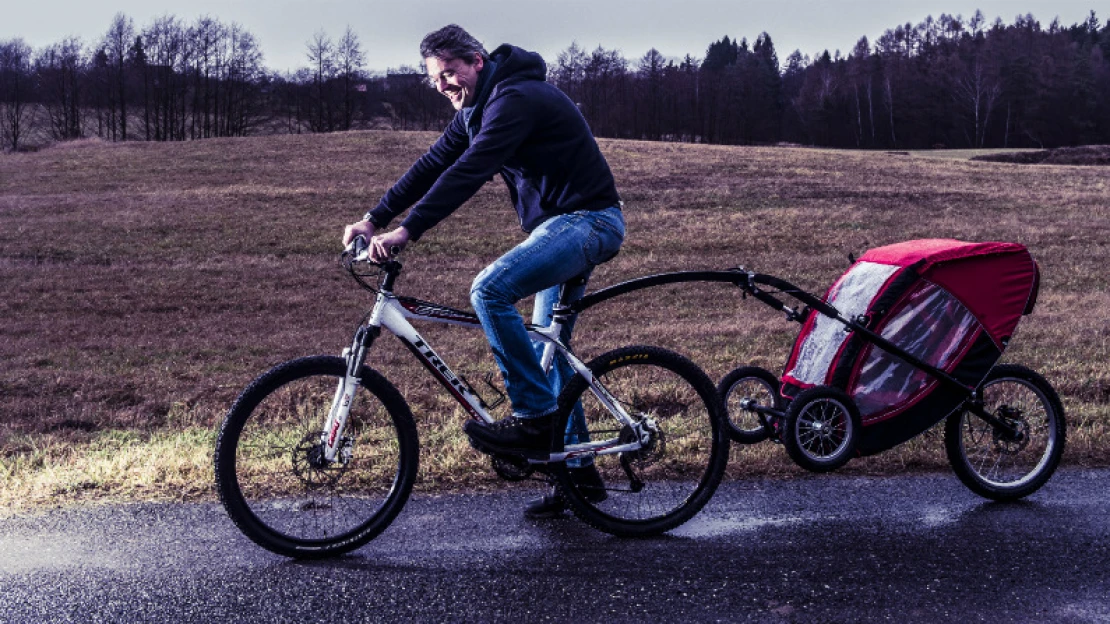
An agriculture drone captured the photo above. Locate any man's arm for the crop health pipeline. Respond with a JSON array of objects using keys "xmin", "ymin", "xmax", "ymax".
[
  {"xmin": 344, "ymin": 115, "xmax": 467, "ymax": 248},
  {"xmin": 363, "ymin": 116, "xmax": 470, "ymax": 228},
  {"xmin": 397, "ymin": 90, "xmax": 535, "ymax": 240}
]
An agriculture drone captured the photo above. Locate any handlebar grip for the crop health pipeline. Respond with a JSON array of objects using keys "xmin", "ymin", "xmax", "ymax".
[{"xmin": 352, "ymin": 235, "xmax": 369, "ymax": 255}]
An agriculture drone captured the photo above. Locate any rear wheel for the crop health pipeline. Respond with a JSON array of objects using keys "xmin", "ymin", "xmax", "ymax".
[
  {"xmin": 552, "ymin": 345, "xmax": 729, "ymax": 537},
  {"xmin": 718, "ymin": 366, "xmax": 782, "ymax": 444},
  {"xmin": 215, "ymin": 356, "xmax": 419, "ymax": 558},
  {"xmin": 781, "ymin": 385, "xmax": 860, "ymax": 473},
  {"xmin": 945, "ymin": 364, "xmax": 1065, "ymax": 501}
]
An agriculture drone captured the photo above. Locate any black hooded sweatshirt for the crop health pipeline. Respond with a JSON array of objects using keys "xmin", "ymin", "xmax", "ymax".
[{"xmin": 364, "ymin": 44, "xmax": 621, "ymax": 241}]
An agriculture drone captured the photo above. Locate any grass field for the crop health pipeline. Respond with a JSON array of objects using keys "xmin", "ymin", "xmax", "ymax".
[{"xmin": 1, "ymin": 132, "xmax": 1108, "ymax": 509}]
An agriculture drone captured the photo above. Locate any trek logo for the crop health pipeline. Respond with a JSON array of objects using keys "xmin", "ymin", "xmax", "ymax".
[{"xmin": 412, "ymin": 339, "xmax": 471, "ymax": 397}]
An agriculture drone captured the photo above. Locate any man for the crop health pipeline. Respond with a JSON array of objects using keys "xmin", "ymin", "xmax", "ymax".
[{"xmin": 342, "ymin": 25, "xmax": 624, "ymax": 517}]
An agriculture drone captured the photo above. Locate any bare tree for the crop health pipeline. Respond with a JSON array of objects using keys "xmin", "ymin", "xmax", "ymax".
[
  {"xmin": 305, "ymin": 30, "xmax": 336, "ymax": 131},
  {"xmin": 953, "ymin": 55, "xmax": 1001, "ymax": 147},
  {"xmin": 102, "ymin": 13, "xmax": 135, "ymax": 140},
  {"xmin": 141, "ymin": 15, "xmax": 190, "ymax": 141},
  {"xmin": 222, "ymin": 22, "xmax": 265, "ymax": 136},
  {"xmin": 36, "ymin": 37, "xmax": 85, "ymax": 141},
  {"xmin": 0, "ymin": 38, "xmax": 35, "ymax": 151},
  {"xmin": 636, "ymin": 48, "xmax": 666, "ymax": 140},
  {"xmin": 551, "ymin": 41, "xmax": 588, "ymax": 104},
  {"xmin": 847, "ymin": 37, "xmax": 877, "ymax": 146},
  {"xmin": 189, "ymin": 16, "xmax": 223, "ymax": 139},
  {"xmin": 336, "ymin": 26, "xmax": 366, "ymax": 130}
]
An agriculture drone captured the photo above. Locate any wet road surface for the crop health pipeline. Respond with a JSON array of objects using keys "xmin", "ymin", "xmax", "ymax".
[{"xmin": 1, "ymin": 469, "xmax": 1108, "ymax": 623}]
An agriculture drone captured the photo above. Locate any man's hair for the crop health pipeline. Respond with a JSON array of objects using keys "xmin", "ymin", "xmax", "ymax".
[{"xmin": 420, "ymin": 25, "xmax": 489, "ymax": 64}]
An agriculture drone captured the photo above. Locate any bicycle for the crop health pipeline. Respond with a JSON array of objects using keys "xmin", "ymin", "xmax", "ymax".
[{"xmin": 214, "ymin": 237, "xmax": 729, "ymax": 558}]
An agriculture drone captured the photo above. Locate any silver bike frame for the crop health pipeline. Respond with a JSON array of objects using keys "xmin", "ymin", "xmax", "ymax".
[{"xmin": 318, "ymin": 282, "xmax": 648, "ymax": 464}]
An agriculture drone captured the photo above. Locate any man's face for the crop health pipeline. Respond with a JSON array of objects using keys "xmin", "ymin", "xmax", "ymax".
[{"xmin": 426, "ymin": 54, "xmax": 484, "ymax": 110}]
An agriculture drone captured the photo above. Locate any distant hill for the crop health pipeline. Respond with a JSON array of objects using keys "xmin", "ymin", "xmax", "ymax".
[{"xmin": 971, "ymin": 145, "xmax": 1110, "ymax": 166}]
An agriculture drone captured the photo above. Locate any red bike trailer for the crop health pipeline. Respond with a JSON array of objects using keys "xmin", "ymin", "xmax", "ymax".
[
  {"xmin": 780, "ymin": 239, "xmax": 1040, "ymax": 456},
  {"xmin": 573, "ymin": 239, "xmax": 1064, "ymax": 501}
]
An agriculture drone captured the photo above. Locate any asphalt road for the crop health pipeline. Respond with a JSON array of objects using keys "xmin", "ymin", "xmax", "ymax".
[{"xmin": 2, "ymin": 469, "xmax": 1108, "ymax": 623}]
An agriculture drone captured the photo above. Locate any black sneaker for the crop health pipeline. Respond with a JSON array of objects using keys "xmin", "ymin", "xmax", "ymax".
[
  {"xmin": 464, "ymin": 412, "xmax": 555, "ymax": 456},
  {"xmin": 524, "ymin": 465, "xmax": 607, "ymax": 519}
]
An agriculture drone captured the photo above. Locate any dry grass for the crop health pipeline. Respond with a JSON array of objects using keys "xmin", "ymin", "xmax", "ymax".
[{"xmin": 2, "ymin": 133, "xmax": 1108, "ymax": 510}]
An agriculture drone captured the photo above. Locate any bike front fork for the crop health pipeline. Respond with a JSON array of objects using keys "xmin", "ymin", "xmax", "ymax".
[{"xmin": 319, "ymin": 324, "xmax": 379, "ymax": 463}]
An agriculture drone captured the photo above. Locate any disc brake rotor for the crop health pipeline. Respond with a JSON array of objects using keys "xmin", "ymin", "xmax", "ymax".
[
  {"xmin": 619, "ymin": 419, "xmax": 666, "ymax": 467},
  {"xmin": 291, "ymin": 433, "xmax": 352, "ymax": 487}
]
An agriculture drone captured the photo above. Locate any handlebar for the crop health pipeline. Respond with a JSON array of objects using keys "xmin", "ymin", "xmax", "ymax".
[
  {"xmin": 343, "ymin": 235, "xmax": 401, "ymax": 265},
  {"xmin": 345, "ymin": 235, "xmax": 371, "ymax": 262},
  {"xmin": 342, "ymin": 235, "xmax": 404, "ymax": 293}
]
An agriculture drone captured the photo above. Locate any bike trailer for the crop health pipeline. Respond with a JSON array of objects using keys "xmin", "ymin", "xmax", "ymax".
[{"xmin": 780, "ymin": 239, "xmax": 1040, "ymax": 456}]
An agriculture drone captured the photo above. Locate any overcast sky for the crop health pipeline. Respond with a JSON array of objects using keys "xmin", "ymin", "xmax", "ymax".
[{"xmin": 3, "ymin": 1, "xmax": 1102, "ymax": 73}]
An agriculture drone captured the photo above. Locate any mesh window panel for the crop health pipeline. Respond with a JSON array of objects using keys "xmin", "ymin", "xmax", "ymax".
[
  {"xmin": 788, "ymin": 262, "xmax": 900, "ymax": 386},
  {"xmin": 852, "ymin": 281, "xmax": 979, "ymax": 419}
]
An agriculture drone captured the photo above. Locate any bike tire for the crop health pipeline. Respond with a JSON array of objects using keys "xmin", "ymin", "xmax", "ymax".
[
  {"xmin": 552, "ymin": 345, "xmax": 729, "ymax": 537},
  {"xmin": 944, "ymin": 364, "xmax": 1065, "ymax": 501},
  {"xmin": 717, "ymin": 366, "xmax": 782, "ymax": 444},
  {"xmin": 215, "ymin": 356, "xmax": 419, "ymax": 558},
  {"xmin": 781, "ymin": 385, "xmax": 860, "ymax": 473}
]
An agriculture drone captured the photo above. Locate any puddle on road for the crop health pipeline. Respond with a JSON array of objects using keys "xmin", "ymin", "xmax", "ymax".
[
  {"xmin": 672, "ymin": 514, "xmax": 811, "ymax": 538},
  {"xmin": 0, "ymin": 532, "xmax": 127, "ymax": 575}
]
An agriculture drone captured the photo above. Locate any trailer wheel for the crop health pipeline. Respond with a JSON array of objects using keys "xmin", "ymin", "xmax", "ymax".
[
  {"xmin": 717, "ymin": 366, "xmax": 783, "ymax": 444},
  {"xmin": 782, "ymin": 385, "xmax": 860, "ymax": 472}
]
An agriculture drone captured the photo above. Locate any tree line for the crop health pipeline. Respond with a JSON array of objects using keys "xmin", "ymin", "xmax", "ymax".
[{"xmin": 2, "ymin": 10, "xmax": 1109, "ymax": 152}]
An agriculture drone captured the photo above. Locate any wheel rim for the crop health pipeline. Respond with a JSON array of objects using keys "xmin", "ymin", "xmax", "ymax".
[
  {"xmin": 725, "ymin": 377, "xmax": 776, "ymax": 435},
  {"xmin": 233, "ymin": 373, "xmax": 404, "ymax": 544},
  {"xmin": 795, "ymin": 397, "xmax": 853, "ymax": 462},
  {"xmin": 959, "ymin": 376, "xmax": 1058, "ymax": 488}
]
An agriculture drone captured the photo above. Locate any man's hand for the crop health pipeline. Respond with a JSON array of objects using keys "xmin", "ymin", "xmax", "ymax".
[
  {"xmin": 343, "ymin": 220, "xmax": 376, "ymax": 247},
  {"xmin": 370, "ymin": 227, "xmax": 411, "ymax": 262}
]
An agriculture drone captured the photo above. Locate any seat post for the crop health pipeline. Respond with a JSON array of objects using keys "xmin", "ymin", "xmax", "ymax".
[{"xmin": 552, "ymin": 274, "xmax": 589, "ymax": 324}]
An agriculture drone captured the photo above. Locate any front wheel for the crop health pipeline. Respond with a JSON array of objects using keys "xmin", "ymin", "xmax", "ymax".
[
  {"xmin": 214, "ymin": 356, "xmax": 419, "ymax": 558},
  {"xmin": 945, "ymin": 364, "xmax": 1065, "ymax": 501},
  {"xmin": 552, "ymin": 345, "xmax": 729, "ymax": 537}
]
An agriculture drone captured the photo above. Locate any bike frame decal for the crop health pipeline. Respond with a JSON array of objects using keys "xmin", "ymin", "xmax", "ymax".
[
  {"xmin": 321, "ymin": 373, "xmax": 358, "ymax": 461},
  {"xmin": 397, "ymin": 296, "xmax": 482, "ymax": 327},
  {"xmin": 377, "ymin": 299, "xmax": 492, "ymax": 422}
]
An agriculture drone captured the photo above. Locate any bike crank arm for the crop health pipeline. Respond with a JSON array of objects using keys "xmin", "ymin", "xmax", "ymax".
[{"xmin": 536, "ymin": 440, "xmax": 641, "ymax": 464}]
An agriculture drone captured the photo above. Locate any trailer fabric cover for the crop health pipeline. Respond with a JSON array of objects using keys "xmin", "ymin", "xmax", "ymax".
[
  {"xmin": 780, "ymin": 239, "xmax": 1038, "ymax": 455},
  {"xmin": 858, "ymin": 239, "xmax": 1037, "ymax": 349},
  {"xmin": 850, "ymin": 281, "xmax": 980, "ymax": 419},
  {"xmin": 787, "ymin": 261, "xmax": 900, "ymax": 386}
]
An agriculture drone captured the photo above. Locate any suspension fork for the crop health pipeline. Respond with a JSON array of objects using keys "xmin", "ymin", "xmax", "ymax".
[{"xmin": 320, "ymin": 323, "xmax": 380, "ymax": 462}]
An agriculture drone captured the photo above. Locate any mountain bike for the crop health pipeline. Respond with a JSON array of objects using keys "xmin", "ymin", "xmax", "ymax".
[{"xmin": 214, "ymin": 237, "xmax": 729, "ymax": 558}]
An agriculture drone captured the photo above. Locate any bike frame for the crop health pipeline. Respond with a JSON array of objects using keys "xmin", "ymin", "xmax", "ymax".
[{"xmin": 319, "ymin": 260, "xmax": 649, "ymax": 465}]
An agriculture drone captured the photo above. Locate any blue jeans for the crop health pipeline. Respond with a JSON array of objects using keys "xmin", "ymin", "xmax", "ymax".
[{"xmin": 470, "ymin": 205, "xmax": 625, "ymax": 423}]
